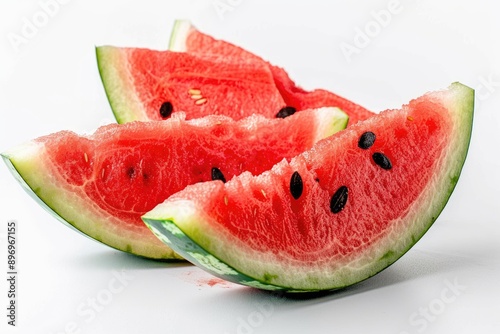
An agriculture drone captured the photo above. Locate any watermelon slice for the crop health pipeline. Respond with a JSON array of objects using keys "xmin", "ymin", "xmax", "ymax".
[
  {"xmin": 142, "ymin": 83, "xmax": 474, "ymax": 290},
  {"xmin": 169, "ymin": 19, "xmax": 374, "ymax": 125},
  {"xmin": 2, "ymin": 108, "xmax": 347, "ymax": 260},
  {"xmin": 96, "ymin": 46, "xmax": 286, "ymax": 123}
]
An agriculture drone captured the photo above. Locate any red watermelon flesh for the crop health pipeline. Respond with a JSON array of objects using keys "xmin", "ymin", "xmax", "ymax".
[
  {"xmin": 2, "ymin": 108, "xmax": 347, "ymax": 259},
  {"xmin": 142, "ymin": 83, "xmax": 474, "ymax": 290},
  {"xmin": 96, "ymin": 46, "xmax": 286, "ymax": 123},
  {"xmin": 169, "ymin": 19, "xmax": 374, "ymax": 125}
]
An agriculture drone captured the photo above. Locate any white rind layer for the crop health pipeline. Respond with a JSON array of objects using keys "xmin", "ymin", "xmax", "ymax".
[{"xmin": 96, "ymin": 46, "xmax": 149, "ymax": 123}]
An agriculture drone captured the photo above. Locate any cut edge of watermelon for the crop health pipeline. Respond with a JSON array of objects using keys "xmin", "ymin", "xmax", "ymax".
[
  {"xmin": 96, "ymin": 46, "xmax": 148, "ymax": 124},
  {"xmin": 1, "ymin": 142, "xmax": 183, "ymax": 260},
  {"xmin": 143, "ymin": 82, "xmax": 474, "ymax": 291},
  {"xmin": 2, "ymin": 107, "xmax": 347, "ymax": 262}
]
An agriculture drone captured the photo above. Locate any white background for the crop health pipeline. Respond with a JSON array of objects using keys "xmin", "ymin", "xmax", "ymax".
[{"xmin": 1, "ymin": 1, "xmax": 499, "ymax": 333}]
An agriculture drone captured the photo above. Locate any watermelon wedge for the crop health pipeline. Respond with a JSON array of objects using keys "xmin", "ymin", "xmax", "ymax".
[
  {"xmin": 96, "ymin": 46, "xmax": 286, "ymax": 123},
  {"xmin": 169, "ymin": 19, "xmax": 374, "ymax": 125},
  {"xmin": 142, "ymin": 83, "xmax": 474, "ymax": 290},
  {"xmin": 2, "ymin": 108, "xmax": 348, "ymax": 260}
]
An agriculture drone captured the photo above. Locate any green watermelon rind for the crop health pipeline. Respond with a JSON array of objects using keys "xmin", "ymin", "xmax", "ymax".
[
  {"xmin": 1, "ymin": 145, "xmax": 90, "ymax": 238},
  {"xmin": 142, "ymin": 82, "xmax": 474, "ymax": 291},
  {"xmin": 143, "ymin": 206, "xmax": 310, "ymax": 292},
  {"xmin": 1, "ymin": 143, "xmax": 183, "ymax": 260},
  {"xmin": 1, "ymin": 152, "xmax": 85, "ymax": 236},
  {"xmin": 96, "ymin": 46, "xmax": 148, "ymax": 124},
  {"xmin": 168, "ymin": 19, "xmax": 192, "ymax": 51}
]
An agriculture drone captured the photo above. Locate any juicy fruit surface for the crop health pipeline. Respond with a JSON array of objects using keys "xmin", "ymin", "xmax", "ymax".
[
  {"xmin": 96, "ymin": 46, "xmax": 286, "ymax": 123},
  {"xmin": 217, "ymin": 100, "xmax": 450, "ymax": 260},
  {"xmin": 3, "ymin": 108, "xmax": 347, "ymax": 259},
  {"xmin": 143, "ymin": 83, "xmax": 474, "ymax": 290},
  {"xmin": 170, "ymin": 20, "xmax": 374, "ymax": 125}
]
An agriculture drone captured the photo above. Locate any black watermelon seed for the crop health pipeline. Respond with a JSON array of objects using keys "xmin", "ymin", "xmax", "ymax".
[
  {"xmin": 276, "ymin": 106, "xmax": 297, "ymax": 118},
  {"xmin": 358, "ymin": 131, "xmax": 376, "ymax": 149},
  {"xmin": 330, "ymin": 186, "xmax": 348, "ymax": 214},
  {"xmin": 126, "ymin": 167, "xmax": 135, "ymax": 178},
  {"xmin": 290, "ymin": 171, "xmax": 303, "ymax": 200},
  {"xmin": 372, "ymin": 152, "xmax": 392, "ymax": 170},
  {"xmin": 159, "ymin": 101, "xmax": 173, "ymax": 118},
  {"xmin": 211, "ymin": 167, "xmax": 226, "ymax": 183}
]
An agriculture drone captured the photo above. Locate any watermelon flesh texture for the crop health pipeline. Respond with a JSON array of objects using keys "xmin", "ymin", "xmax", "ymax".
[
  {"xmin": 2, "ymin": 108, "xmax": 348, "ymax": 260},
  {"xmin": 169, "ymin": 19, "xmax": 374, "ymax": 125},
  {"xmin": 143, "ymin": 83, "xmax": 474, "ymax": 290},
  {"xmin": 96, "ymin": 46, "xmax": 286, "ymax": 123}
]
